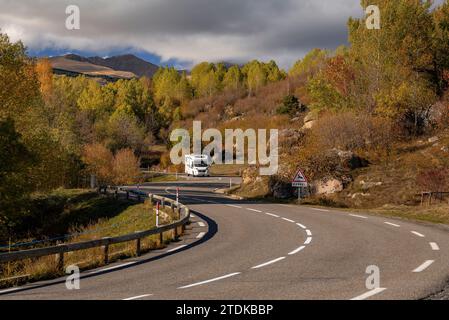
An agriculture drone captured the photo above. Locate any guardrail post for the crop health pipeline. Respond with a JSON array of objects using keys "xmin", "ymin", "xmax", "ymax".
[
  {"xmin": 126, "ymin": 191, "xmax": 129, "ymax": 200},
  {"xmin": 171, "ymin": 202, "xmax": 175, "ymax": 213},
  {"xmin": 161, "ymin": 199, "xmax": 165, "ymax": 208},
  {"xmin": 103, "ymin": 239, "xmax": 110, "ymax": 265},
  {"xmin": 174, "ymin": 226, "xmax": 179, "ymax": 240},
  {"xmin": 56, "ymin": 245, "xmax": 64, "ymax": 272},
  {"xmin": 136, "ymin": 238, "xmax": 141, "ymax": 257},
  {"xmin": 159, "ymin": 232, "xmax": 164, "ymax": 246},
  {"xmin": 149, "ymin": 194, "xmax": 153, "ymax": 204}
]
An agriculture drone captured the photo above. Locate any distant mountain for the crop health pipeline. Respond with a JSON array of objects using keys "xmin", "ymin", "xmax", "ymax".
[
  {"xmin": 49, "ymin": 55, "xmax": 136, "ymax": 81},
  {"xmin": 88, "ymin": 54, "xmax": 159, "ymax": 78}
]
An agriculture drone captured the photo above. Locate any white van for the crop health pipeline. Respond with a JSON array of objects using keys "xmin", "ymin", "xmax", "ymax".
[{"xmin": 185, "ymin": 154, "xmax": 211, "ymax": 177}]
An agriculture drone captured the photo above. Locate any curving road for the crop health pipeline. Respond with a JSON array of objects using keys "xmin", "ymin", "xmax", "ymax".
[{"xmin": 1, "ymin": 177, "xmax": 449, "ymax": 300}]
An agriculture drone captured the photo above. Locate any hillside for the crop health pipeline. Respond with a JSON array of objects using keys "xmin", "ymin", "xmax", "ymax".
[
  {"xmin": 88, "ymin": 54, "xmax": 159, "ymax": 78},
  {"xmin": 49, "ymin": 55, "xmax": 136, "ymax": 80}
]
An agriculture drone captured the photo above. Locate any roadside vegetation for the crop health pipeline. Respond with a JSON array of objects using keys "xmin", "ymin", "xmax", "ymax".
[{"xmin": 0, "ymin": 193, "xmax": 179, "ymax": 287}]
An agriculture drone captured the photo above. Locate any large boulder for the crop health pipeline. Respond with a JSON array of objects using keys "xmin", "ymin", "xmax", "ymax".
[
  {"xmin": 269, "ymin": 179, "xmax": 295, "ymax": 199},
  {"xmin": 312, "ymin": 178, "xmax": 344, "ymax": 195}
]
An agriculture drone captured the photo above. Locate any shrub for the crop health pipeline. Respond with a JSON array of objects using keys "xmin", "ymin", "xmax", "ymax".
[{"xmin": 417, "ymin": 168, "xmax": 449, "ymax": 192}]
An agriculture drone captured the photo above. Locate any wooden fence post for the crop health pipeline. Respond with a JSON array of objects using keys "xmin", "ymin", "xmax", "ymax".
[
  {"xmin": 103, "ymin": 239, "xmax": 110, "ymax": 265},
  {"xmin": 136, "ymin": 238, "xmax": 141, "ymax": 257}
]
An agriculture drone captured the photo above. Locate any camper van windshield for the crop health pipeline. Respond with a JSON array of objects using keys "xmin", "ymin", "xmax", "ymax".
[{"xmin": 194, "ymin": 160, "xmax": 208, "ymax": 167}]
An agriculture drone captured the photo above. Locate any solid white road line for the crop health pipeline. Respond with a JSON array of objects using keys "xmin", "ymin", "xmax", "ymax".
[
  {"xmin": 413, "ymin": 260, "xmax": 435, "ymax": 273},
  {"xmin": 166, "ymin": 245, "xmax": 187, "ymax": 253},
  {"xmin": 123, "ymin": 294, "xmax": 153, "ymax": 301},
  {"xmin": 0, "ymin": 287, "xmax": 26, "ymax": 294},
  {"xmin": 304, "ymin": 237, "xmax": 313, "ymax": 245},
  {"xmin": 430, "ymin": 242, "xmax": 440, "ymax": 251},
  {"xmin": 247, "ymin": 208, "xmax": 262, "ymax": 213},
  {"xmin": 384, "ymin": 222, "xmax": 401, "ymax": 228},
  {"xmin": 178, "ymin": 273, "xmax": 241, "ymax": 289},
  {"xmin": 296, "ymin": 223, "xmax": 307, "ymax": 229},
  {"xmin": 349, "ymin": 214, "xmax": 368, "ymax": 219},
  {"xmin": 306, "ymin": 229, "xmax": 312, "ymax": 236},
  {"xmin": 227, "ymin": 204, "xmax": 242, "ymax": 209},
  {"xmin": 411, "ymin": 231, "xmax": 425, "ymax": 238},
  {"xmin": 89, "ymin": 262, "xmax": 136, "ymax": 274},
  {"xmin": 252, "ymin": 257, "xmax": 286, "ymax": 269},
  {"xmin": 265, "ymin": 213, "xmax": 280, "ymax": 218},
  {"xmin": 198, "ymin": 222, "xmax": 206, "ymax": 227},
  {"xmin": 288, "ymin": 246, "xmax": 306, "ymax": 255},
  {"xmin": 282, "ymin": 218, "xmax": 295, "ymax": 223},
  {"xmin": 196, "ymin": 232, "xmax": 206, "ymax": 239},
  {"xmin": 351, "ymin": 288, "xmax": 387, "ymax": 300},
  {"xmin": 310, "ymin": 208, "xmax": 330, "ymax": 212}
]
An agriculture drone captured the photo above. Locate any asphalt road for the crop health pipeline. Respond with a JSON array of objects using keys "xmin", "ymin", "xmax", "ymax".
[{"xmin": 1, "ymin": 176, "xmax": 449, "ymax": 300}]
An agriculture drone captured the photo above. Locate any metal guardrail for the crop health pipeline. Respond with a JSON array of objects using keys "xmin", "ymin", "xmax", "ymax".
[{"xmin": 0, "ymin": 191, "xmax": 191, "ymax": 271}]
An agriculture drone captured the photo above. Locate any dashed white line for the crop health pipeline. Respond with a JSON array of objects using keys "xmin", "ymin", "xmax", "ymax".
[
  {"xmin": 178, "ymin": 273, "xmax": 241, "ymax": 289},
  {"xmin": 304, "ymin": 237, "xmax": 313, "ymax": 245},
  {"xmin": 310, "ymin": 208, "xmax": 330, "ymax": 212},
  {"xmin": 413, "ymin": 260, "xmax": 434, "ymax": 273},
  {"xmin": 197, "ymin": 222, "xmax": 206, "ymax": 227},
  {"xmin": 227, "ymin": 204, "xmax": 242, "ymax": 209},
  {"xmin": 349, "ymin": 214, "xmax": 368, "ymax": 219},
  {"xmin": 196, "ymin": 232, "xmax": 206, "ymax": 239},
  {"xmin": 430, "ymin": 242, "xmax": 440, "ymax": 251},
  {"xmin": 296, "ymin": 223, "xmax": 307, "ymax": 229},
  {"xmin": 282, "ymin": 218, "xmax": 295, "ymax": 223},
  {"xmin": 351, "ymin": 288, "xmax": 387, "ymax": 300},
  {"xmin": 411, "ymin": 231, "xmax": 425, "ymax": 238},
  {"xmin": 89, "ymin": 262, "xmax": 136, "ymax": 274},
  {"xmin": 252, "ymin": 257, "xmax": 286, "ymax": 269},
  {"xmin": 384, "ymin": 222, "xmax": 400, "ymax": 228},
  {"xmin": 246, "ymin": 208, "xmax": 262, "ymax": 213},
  {"xmin": 279, "ymin": 204, "xmax": 294, "ymax": 208},
  {"xmin": 265, "ymin": 213, "xmax": 280, "ymax": 218},
  {"xmin": 288, "ymin": 246, "xmax": 306, "ymax": 255},
  {"xmin": 166, "ymin": 245, "xmax": 187, "ymax": 253},
  {"xmin": 306, "ymin": 229, "xmax": 312, "ymax": 236},
  {"xmin": 123, "ymin": 294, "xmax": 153, "ymax": 301}
]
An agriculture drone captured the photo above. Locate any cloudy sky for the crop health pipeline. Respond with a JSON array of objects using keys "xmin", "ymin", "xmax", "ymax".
[{"xmin": 0, "ymin": 0, "xmax": 441, "ymax": 69}]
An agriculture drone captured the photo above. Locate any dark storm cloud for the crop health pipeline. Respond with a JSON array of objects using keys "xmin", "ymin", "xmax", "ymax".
[{"xmin": 0, "ymin": 0, "xmax": 367, "ymax": 68}]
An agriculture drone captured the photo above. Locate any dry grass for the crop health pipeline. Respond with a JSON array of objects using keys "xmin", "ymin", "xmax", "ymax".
[{"xmin": 0, "ymin": 200, "xmax": 181, "ymax": 288}]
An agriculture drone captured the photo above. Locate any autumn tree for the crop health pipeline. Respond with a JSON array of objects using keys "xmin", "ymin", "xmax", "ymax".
[{"xmin": 112, "ymin": 149, "xmax": 142, "ymax": 185}]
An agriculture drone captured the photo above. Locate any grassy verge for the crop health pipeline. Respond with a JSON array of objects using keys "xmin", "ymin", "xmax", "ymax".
[
  {"xmin": 0, "ymin": 191, "xmax": 181, "ymax": 288},
  {"xmin": 361, "ymin": 204, "xmax": 449, "ymax": 225}
]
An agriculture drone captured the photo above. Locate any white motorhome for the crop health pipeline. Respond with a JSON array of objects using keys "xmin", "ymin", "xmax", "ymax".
[{"xmin": 185, "ymin": 154, "xmax": 211, "ymax": 177}]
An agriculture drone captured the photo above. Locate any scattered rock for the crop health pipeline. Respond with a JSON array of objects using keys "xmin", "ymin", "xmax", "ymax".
[
  {"xmin": 304, "ymin": 111, "xmax": 319, "ymax": 124},
  {"xmin": 351, "ymin": 193, "xmax": 371, "ymax": 199},
  {"xmin": 428, "ymin": 136, "xmax": 439, "ymax": 143},
  {"xmin": 442, "ymin": 146, "xmax": 449, "ymax": 153},
  {"xmin": 301, "ymin": 120, "xmax": 317, "ymax": 131},
  {"xmin": 359, "ymin": 181, "xmax": 383, "ymax": 191}
]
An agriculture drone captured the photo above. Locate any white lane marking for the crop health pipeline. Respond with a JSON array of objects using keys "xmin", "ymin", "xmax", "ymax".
[
  {"xmin": 384, "ymin": 222, "xmax": 400, "ymax": 228},
  {"xmin": 198, "ymin": 222, "xmax": 206, "ymax": 227},
  {"xmin": 351, "ymin": 288, "xmax": 387, "ymax": 300},
  {"xmin": 413, "ymin": 260, "xmax": 434, "ymax": 273},
  {"xmin": 288, "ymin": 246, "xmax": 306, "ymax": 255},
  {"xmin": 304, "ymin": 237, "xmax": 313, "ymax": 245},
  {"xmin": 279, "ymin": 204, "xmax": 294, "ymax": 208},
  {"xmin": 296, "ymin": 223, "xmax": 307, "ymax": 229},
  {"xmin": 166, "ymin": 245, "xmax": 187, "ymax": 253},
  {"xmin": 430, "ymin": 242, "xmax": 440, "ymax": 251},
  {"xmin": 252, "ymin": 257, "xmax": 286, "ymax": 269},
  {"xmin": 306, "ymin": 229, "xmax": 312, "ymax": 236},
  {"xmin": 196, "ymin": 232, "xmax": 206, "ymax": 239},
  {"xmin": 123, "ymin": 294, "xmax": 153, "ymax": 301},
  {"xmin": 89, "ymin": 262, "xmax": 136, "ymax": 274},
  {"xmin": 411, "ymin": 231, "xmax": 425, "ymax": 238},
  {"xmin": 349, "ymin": 214, "xmax": 368, "ymax": 219},
  {"xmin": 246, "ymin": 208, "xmax": 262, "ymax": 213},
  {"xmin": 282, "ymin": 218, "xmax": 295, "ymax": 223},
  {"xmin": 310, "ymin": 208, "xmax": 330, "ymax": 212},
  {"xmin": 178, "ymin": 273, "xmax": 241, "ymax": 289},
  {"xmin": 190, "ymin": 214, "xmax": 196, "ymax": 218},
  {"xmin": 0, "ymin": 287, "xmax": 26, "ymax": 294},
  {"xmin": 227, "ymin": 204, "xmax": 242, "ymax": 209},
  {"xmin": 265, "ymin": 213, "xmax": 280, "ymax": 218}
]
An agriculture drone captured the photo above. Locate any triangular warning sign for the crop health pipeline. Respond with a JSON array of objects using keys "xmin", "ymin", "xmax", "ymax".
[{"xmin": 292, "ymin": 168, "xmax": 308, "ymax": 187}]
